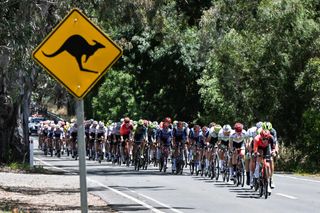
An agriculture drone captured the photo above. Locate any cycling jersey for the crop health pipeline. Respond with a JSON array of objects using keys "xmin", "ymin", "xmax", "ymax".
[
  {"xmin": 246, "ymin": 126, "xmax": 258, "ymax": 139},
  {"xmin": 254, "ymin": 134, "xmax": 275, "ymax": 156},
  {"xmin": 208, "ymin": 127, "xmax": 218, "ymax": 145},
  {"xmin": 147, "ymin": 128, "xmax": 157, "ymax": 143},
  {"xmin": 158, "ymin": 128, "xmax": 173, "ymax": 146},
  {"xmin": 218, "ymin": 129, "xmax": 230, "ymax": 147},
  {"xmin": 230, "ymin": 129, "xmax": 247, "ymax": 149},
  {"xmin": 189, "ymin": 129, "xmax": 204, "ymax": 147},
  {"xmin": 120, "ymin": 122, "xmax": 133, "ymax": 136},
  {"xmin": 173, "ymin": 127, "xmax": 187, "ymax": 142},
  {"xmin": 134, "ymin": 125, "xmax": 147, "ymax": 143},
  {"xmin": 53, "ymin": 128, "xmax": 64, "ymax": 139},
  {"xmin": 89, "ymin": 124, "xmax": 98, "ymax": 138},
  {"xmin": 97, "ymin": 126, "xmax": 106, "ymax": 138}
]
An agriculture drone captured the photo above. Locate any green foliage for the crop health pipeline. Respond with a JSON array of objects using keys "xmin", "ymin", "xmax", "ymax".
[
  {"xmin": 92, "ymin": 70, "xmax": 141, "ymax": 121},
  {"xmin": 1, "ymin": 0, "xmax": 320, "ymax": 172}
]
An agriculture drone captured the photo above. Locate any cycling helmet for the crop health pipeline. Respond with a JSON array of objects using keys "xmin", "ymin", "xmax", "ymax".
[
  {"xmin": 234, "ymin": 122, "xmax": 243, "ymax": 133},
  {"xmin": 93, "ymin": 121, "xmax": 98, "ymax": 125},
  {"xmin": 124, "ymin": 117, "xmax": 130, "ymax": 123},
  {"xmin": 263, "ymin": 122, "xmax": 273, "ymax": 130},
  {"xmin": 164, "ymin": 117, "xmax": 172, "ymax": 123},
  {"xmin": 214, "ymin": 124, "xmax": 222, "ymax": 133},
  {"xmin": 153, "ymin": 121, "xmax": 158, "ymax": 126},
  {"xmin": 138, "ymin": 119, "xmax": 144, "ymax": 126},
  {"xmin": 222, "ymin": 124, "xmax": 232, "ymax": 133},
  {"xmin": 99, "ymin": 121, "xmax": 104, "ymax": 127},
  {"xmin": 256, "ymin": 121, "xmax": 263, "ymax": 129},
  {"xmin": 260, "ymin": 129, "xmax": 270, "ymax": 139}
]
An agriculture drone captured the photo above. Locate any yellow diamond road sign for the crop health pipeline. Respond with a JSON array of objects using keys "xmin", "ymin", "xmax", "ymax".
[{"xmin": 33, "ymin": 8, "xmax": 123, "ymax": 99}]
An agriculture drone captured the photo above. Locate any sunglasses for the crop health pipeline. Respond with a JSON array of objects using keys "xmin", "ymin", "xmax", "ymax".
[{"xmin": 262, "ymin": 137, "xmax": 269, "ymax": 141}]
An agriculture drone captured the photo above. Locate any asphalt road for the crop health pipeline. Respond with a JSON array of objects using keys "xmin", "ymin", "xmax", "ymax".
[{"xmin": 31, "ymin": 137, "xmax": 320, "ymax": 213}]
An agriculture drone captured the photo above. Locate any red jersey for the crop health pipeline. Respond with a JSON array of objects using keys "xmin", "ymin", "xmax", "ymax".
[
  {"xmin": 253, "ymin": 134, "xmax": 274, "ymax": 153},
  {"xmin": 120, "ymin": 122, "xmax": 133, "ymax": 136}
]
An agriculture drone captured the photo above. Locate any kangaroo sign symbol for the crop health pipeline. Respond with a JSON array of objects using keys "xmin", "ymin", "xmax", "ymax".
[{"xmin": 33, "ymin": 8, "xmax": 123, "ymax": 99}]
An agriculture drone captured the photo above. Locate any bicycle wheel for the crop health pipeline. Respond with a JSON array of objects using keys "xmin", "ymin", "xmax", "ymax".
[
  {"xmin": 264, "ymin": 178, "xmax": 269, "ymax": 199},
  {"xmin": 189, "ymin": 160, "xmax": 194, "ymax": 175},
  {"xmin": 215, "ymin": 155, "xmax": 220, "ymax": 181},
  {"xmin": 159, "ymin": 157, "xmax": 163, "ymax": 172}
]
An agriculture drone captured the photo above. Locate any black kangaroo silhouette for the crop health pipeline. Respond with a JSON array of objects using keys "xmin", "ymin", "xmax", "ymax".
[{"xmin": 42, "ymin": 34, "xmax": 105, "ymax": 74}]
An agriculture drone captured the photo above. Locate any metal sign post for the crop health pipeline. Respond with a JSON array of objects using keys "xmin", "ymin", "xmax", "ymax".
[
  {"xmin": 76, "ymin": 99, "xmax": 88, "ymax": 213},
  {"xmin": 32, "ymin": 8, "xmax": 123, "ymax": 213}
]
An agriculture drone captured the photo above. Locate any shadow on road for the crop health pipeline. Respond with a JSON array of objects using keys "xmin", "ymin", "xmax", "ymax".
[{"xmin": 109, "ymin": 203, "xmax": 195, "ymax": 212}]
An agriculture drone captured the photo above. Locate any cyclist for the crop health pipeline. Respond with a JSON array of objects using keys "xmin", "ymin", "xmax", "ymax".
[
  {"xmin": 218, "ymin": 124, "xmax": 232, "ymax": 174},
  {"xmin": 84, "ymin": 119, "xmax": 92, "ymax": 157},
  {"xmin": 53, "ymin": 124, "xmax": 64, "ymax": 157},
  {"xmin": 207, "ymin": 124, "xmax": 220, "ymax": 172},
  {"xmin": 89, "ymin": 121, "xmax": 98, "ymax": 160},
  {"xmin": 96, "ymin": 121, "xmax": 106, "ymax": 162},
  {"xmin": 189, "ymin": 125, "xmax": 204, "ymax": 174},
  {"xmin": 133, "ymin": 119, "xmax": 147, "ymax": 161},
  {"xmin": 253, "ymin": 129, "xmax": 275, "ymax": 193},
  {"xmin": 246, "ymin": 122, "xmax": 261, "ymax": 187},
  {"xmin": 69, "ymin": 122, "xmax": 78, "ymax": 159},
  {"xmin": 229, "ymin": 122, "xmax": 248, "ymax": 180},
  {"xmin": 157, "ymin": 120, "xmax": 173, "ymax": 170},
  {"xmin": 120, "ymin": 117, "xmax": 134, "ymax": 163},
  {"xmin": 147, "ymin": 121, "xmax": 158, "ymax": 164},
  {"xmin": 172, "ymin": 121, "xmax": 188, "ymax": 173},
  {"xmin": 262, "ymin": 122, "xmax": 278, "ymax": 189}
]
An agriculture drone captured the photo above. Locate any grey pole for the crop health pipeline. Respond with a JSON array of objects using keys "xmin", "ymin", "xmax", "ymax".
[{"xmin": 76, "ymin": 99, "xmax": 88, "ymax": 213}]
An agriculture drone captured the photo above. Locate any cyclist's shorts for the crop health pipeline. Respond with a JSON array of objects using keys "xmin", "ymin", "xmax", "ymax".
[
  {"xmin": 71, "ymin": 132, "xmax": 77, "ymax": 138},
  {"xmin": 233, "ymin": 141, "xmax": 244, "ymax": 149},
  {"xmin": 258, "ymin": 146, "xmax": 271, "ymax": 158},
  {"xmin": 220, "ymin": 140, "xmax": 229, "ymax": 148},
  {"xmin": 134, "ymin": 140, "xmax": 143, "ymax": 145},
  {"xmin": 219, "ymin": 142, "xmax": 228, "ymax": 151},
  {"xmin": 115, "ymin": 135, "xmax": 121, "ymax": 143},
  {"xmin": 122, "ymin": 134, "xmax": 130, "ymax": 141},
  {"xmin": 210, "ymin": 136, "xmax": 218, "ymax": 145}
]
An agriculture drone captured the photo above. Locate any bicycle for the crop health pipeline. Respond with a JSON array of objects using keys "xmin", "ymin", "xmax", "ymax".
[
  {"xmin": 96, "ymin": 137, "xmax": 104, "ymax": 163},
  {"xmin": 209, "ymin": 145, "xmax": 220, "ymax": 181},
  {"xmin": 233, "ymin": 148, "xmax": 245, "ymax": 187},
  {"xmin": 53, "ymin": 137, "xmax": 62, "ymax": 158},
  {"xmin": 159, "ymin": 145, "xmax": 170, "ymax": 173},
  {"xmin": 221, "ymin": 146, "xmax": 230, "ymax": 182},
  {"xmin": 254, "ymin": 153, "xmax": 271, "ymax": 199},
  {"xmin": 133, "ymin": 142, "xmax": 143, "ymax": 171}
]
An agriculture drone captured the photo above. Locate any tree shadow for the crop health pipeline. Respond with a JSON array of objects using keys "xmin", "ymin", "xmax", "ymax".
[
  {"xmin": 109, "ymin": 203, "xmax": 195, "ymax": 212},
  {"xmin": 0, "ymin": 198, "xmax": 113, "ymax": 212}
]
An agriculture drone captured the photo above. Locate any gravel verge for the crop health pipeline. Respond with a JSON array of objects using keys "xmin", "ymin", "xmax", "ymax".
[{"xmin": 0, "ymin": 172, "xmax": 115, "ymax": 212}]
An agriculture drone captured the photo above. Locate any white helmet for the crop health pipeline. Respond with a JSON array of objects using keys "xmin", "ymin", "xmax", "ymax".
[
  {"xmin": 222, "ymin": 124, "xmax": 232, "ymax": 133},
  {"xmin": 256, "ymin": 121, "xmax": 263, "ymax": 129}
]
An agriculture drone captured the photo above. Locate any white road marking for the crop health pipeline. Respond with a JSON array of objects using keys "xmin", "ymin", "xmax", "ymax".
[
  {"xmin": 128, "ymin": 189, "xmax": 184, "ymax": 213},
  {"xmin": 275, "ymin": 174, "xmax": 320, "ymax": 183},
  {"xmin": 35, "ymin": 156, "xmax": 169, "ymax": 213},
  {"xmin": 88, "ymin": 179, "xmax": 165, "ymax": 213},
  {"xmin": 276, "ymin": 193, "xmax": 298, "ymax": 200},
  {"xmin": 34, "ymin": 157, "xmax": 75, "ymax": 174}
]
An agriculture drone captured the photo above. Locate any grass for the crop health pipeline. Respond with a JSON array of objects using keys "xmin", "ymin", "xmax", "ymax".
[{"xmin": 1, "ymin": 163, "xmax": 62, "ymax": 174}]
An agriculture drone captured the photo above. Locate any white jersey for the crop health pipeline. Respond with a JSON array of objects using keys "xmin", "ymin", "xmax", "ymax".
[
  {"xmin": 218, "ymin": 129, "xmax": 231, "ymax": 142},
  {"xmin": 106, "ymin": 125, "xmax": 113, "ymax": 136},
  {"xmin": 89, "ymin": 124, "xmax": 98, "ymax": 134},
  {"xmin": 246, "ymin": 126, "xmax": 258, "ymax": 139},
  {"xmin": 229, "ymin": 129, "xmax": 248, "ymax": 143},
  {"xmin": 97, "ymin": 126, "xmax": 106, "ymax": 134},
  {"xmin": 208, "ymin": 127, "xmax": 218, "ymax": 138}
]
